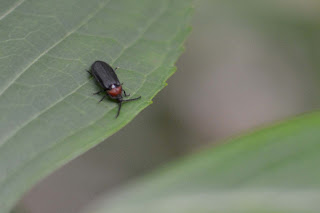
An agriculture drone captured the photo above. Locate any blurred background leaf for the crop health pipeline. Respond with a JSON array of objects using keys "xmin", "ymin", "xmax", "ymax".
[
  {"xmin": 83, "ymin": 111, "xmax": 320, "ymax": 213},
  {"xmin": 0, "ymin": 0, "xmax": 193, "ymax": 212}
]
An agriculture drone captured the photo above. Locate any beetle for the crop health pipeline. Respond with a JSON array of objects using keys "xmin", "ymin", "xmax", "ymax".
[{"xmin": 88, "ymin": 60, "xmax": 141, "ymax": 118}]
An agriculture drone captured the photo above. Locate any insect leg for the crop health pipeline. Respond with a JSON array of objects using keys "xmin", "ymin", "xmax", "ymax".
[
  {"xmin": 86, "ymin": 70, "xmax": 92, "ymax": 75},
  {"xmin": 123, "ymin": 89, "xmax": 130, "ymax": 97},
  {"xmin": 99, "ymin": 95, "xmax": 107, "ymax": 103},
  {"xmin": 93, "ymin": 90, "xmax": 103, "ymax": 95},
  {"xmin": 114, "ymin": 67, "xmax": 120, "ymax": 71}
]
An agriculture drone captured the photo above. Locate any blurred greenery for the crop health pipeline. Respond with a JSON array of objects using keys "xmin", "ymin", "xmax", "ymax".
[
  {"xmin": 207, "ymin": 0, "xmax": 320, "ymax": 80},
  {"xmin": 83, "ymin": 111, "xmax": 320, "ymax": 213},
  {"xmin": 0, "ymin": 0, "xmax": 193, "ymax": 212}
]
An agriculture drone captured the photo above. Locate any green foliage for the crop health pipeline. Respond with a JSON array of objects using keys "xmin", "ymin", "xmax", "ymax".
[
  {"xmin": 84, "ymin": 112, "xmax": 320, "ymax": 213},
  {"xmin": 0, "ymin": 0, "xmax": 193, "ymax": 212}
]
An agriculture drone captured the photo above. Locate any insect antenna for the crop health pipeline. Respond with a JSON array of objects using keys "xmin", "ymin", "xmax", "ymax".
[
  {"xmin": 121, "ymin": 96, "xmax": 141, "ymax": 102},
  {"xmin": 116, "ymin": 101, "xmax": 122, "ymax": 118}
]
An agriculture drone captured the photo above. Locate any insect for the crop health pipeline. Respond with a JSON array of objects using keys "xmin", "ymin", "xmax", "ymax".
[{"xmin": 88, "ymin": 60, "xmax": 141, "ymax": 118}]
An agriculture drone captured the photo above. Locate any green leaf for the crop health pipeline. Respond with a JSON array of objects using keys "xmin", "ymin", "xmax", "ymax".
[
  {"xmin": 84, "ymin": 112, "xmax": 320, "ymax": 213},
  {"xmin": 0, "ymin": 0, "xmax": 193, "ymax": 212}
]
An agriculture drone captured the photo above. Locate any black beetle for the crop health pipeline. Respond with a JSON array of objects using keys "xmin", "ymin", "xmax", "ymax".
[{"xmin": 88, "ymin": 60, "xmax": 141, "ymax": 118}]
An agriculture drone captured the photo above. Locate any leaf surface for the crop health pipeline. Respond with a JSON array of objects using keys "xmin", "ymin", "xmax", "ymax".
[{"xmin": 0, "ymin": 0, "xmax": 193, "ymax": 212}]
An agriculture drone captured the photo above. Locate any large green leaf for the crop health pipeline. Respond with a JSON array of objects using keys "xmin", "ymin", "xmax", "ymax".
[
  {"xmin": 84, "ymin": 112, "xmax": 320, "ymax": 213},
  {"xmin": 0, "ymin": 0, "xmax": 193, "ymax": 212}
]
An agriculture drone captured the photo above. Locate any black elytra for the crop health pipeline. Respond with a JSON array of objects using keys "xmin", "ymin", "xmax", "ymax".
[{"xmin": 88, "ymin": 60, "xmax": 141, "ymax": 118}]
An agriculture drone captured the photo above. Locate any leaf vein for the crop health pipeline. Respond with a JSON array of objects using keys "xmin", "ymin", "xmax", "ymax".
[
  {"xmin": 0, "ymin": 0, "xmax": 25, "ymax": 21},
  {"xmin": 0, "ymin": 1, "xmax": 167, "ymax": 148},
  {"xmin": 0, "ymin": 0, "xmax": 112, "ymax": 98}
]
